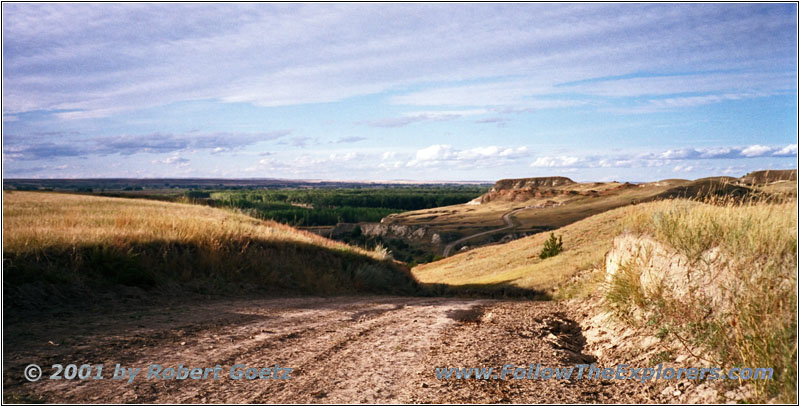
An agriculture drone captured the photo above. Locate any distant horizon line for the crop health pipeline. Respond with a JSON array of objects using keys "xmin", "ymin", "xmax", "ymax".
[{"xmin": 4, "ymin": 168, "xmax": 797, "ymax": 186}]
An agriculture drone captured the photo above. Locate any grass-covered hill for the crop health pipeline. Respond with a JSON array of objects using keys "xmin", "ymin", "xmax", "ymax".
[
  {"xmin": 413, "ymin": 195, "xmax": 797, "ymax": 402},
  {"xmin": 3, "ymin": 192, "xmax": 419, "ymax": 308}
]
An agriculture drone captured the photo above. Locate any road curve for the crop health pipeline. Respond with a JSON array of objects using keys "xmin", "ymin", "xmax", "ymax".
[{"xmin": 442, "ymin": 206, "xmax": 534, "ymax": 257}]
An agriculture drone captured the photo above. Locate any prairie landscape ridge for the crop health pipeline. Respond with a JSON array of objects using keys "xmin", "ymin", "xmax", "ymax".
[
  {"xmin": 2, "ymin": 2, "xmax": 798, "ymax": 405},
  {"xmin": 3, "ymin": 169, "xmax": 797, "ymax": 403}
]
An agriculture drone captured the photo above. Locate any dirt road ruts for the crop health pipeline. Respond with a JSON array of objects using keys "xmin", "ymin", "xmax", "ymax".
[{"xmin": 4, "ymin": 296, "xmax": 658, "ymax": 403}]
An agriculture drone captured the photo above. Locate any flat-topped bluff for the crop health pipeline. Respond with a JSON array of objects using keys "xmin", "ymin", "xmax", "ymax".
[
  {"xmin": 473, "ymin": 176, "xmax": 578, "ymax": 204},
  {"xmin": 491, "ymin": 176, "xmax": 576, "ymax": 191},
  {"xmin": 739, "ymin": 169, "xmax": 797, "ymax": 185}
]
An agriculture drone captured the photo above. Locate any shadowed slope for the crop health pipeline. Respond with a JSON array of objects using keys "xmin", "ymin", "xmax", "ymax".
[{"xmin": 3, "ymin": 192, "xmax": 418, "ymax": 308}]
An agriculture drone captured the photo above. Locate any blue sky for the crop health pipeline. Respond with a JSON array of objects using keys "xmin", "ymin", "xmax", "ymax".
[{"xmin": 2, "ymin": 3, "xmax": 797, "ymax": 182}]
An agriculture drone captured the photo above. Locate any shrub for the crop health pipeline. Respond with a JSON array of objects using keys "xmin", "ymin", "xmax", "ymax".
[
  {"xmin": 372, "ymin": 243, "xmax": 393, "ymax": 261},
  {"xmin": 539, "ymin": 233, "xmax": 563, "ymax": 259}
]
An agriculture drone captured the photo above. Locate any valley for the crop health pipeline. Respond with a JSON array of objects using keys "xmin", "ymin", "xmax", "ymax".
[
  {"xmin": 4, "ymin": 3, "xmax": 797, "ymax": 405},
  {"xmin": 3, "ymin": 169, "xmax": 797, "ymax": 403}
]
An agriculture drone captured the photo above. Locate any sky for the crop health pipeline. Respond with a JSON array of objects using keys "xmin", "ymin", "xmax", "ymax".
[{"xmin": 2, "ymin": 3, "xmax": 798, "ymax": 182}]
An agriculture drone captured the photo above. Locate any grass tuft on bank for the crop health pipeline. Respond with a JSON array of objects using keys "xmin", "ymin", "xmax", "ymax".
[{"xmin": 607, "ymin": 197, "xmax": 797, "ymax": 403}]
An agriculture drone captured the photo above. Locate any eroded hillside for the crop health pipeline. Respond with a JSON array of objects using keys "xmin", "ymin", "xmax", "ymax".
[
  {"xmin": 375, "ymin": 171, "xmax": 795, "ymax": 259},
  {"xmin": 379, "ymin": 177, "xmax": 685, "ymax": 258},
  {"xmin": 413, "ymin": 195, "xmax": 797, "ymax": 403}
]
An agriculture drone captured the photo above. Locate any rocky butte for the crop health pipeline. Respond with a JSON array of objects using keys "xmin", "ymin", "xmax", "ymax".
[{"xmin": 472, "ymin": 176, "xmax": 577, "ymax": 204}]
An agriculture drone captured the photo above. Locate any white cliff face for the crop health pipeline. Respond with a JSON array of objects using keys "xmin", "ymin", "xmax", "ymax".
[
  {"xmin": 465, "ymin": 197, "xmax": 482, "ymax": 205},
  {"xmin": 359, "ymin": 223, "xmax": 441, "ymax": 245},
  {"xmin": 604, "ymin": 234, "xmax": 736, "ymax": 312}
]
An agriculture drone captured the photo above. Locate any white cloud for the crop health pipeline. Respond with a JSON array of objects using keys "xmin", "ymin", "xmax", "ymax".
[
  {"xmin": 772, "ymin": 144, "xmax": 797, "ymax": 156},
  {"xmin": 642, "ymin": 144, "xmax": 795, "ymax": 160},
  {"xmin": 153, "ymin": 155, "xmax": 190, "ymax": 167},
  {"xmin": 391, "ymin": 71, "xmax": 792, "ymax": 112},
  {"xmin": 252, "ymin": 150, "xmax": 390, "ymax": 178},
  {"xmin": 530, "ymin": 155, "xmax": 584, "ymax": 168},
  {"xmin": 475, "ymin": 117, "xmax": 507, "ymax": 126},
  {"xmin": 698, "ymin": 147, "xmax": 734, "ymax": 158},
  {"xmin": 363, "ymin": 109, "xmax": 489, "ymax": 128},
  {"xmin": 391, "ymin": 81, "xmax": 552, "ymax": 107},
  {"xmin": 457, "ymin": 146, "xmax": 528, "ymax": 160},
  {"xmin": 657, "ymin": 148, "xmax": 696, "ymax": 160},
  {"xmin": 378, "ymin": 160, "xmax": 404, "ymax": 170},
  {"xmin": 328, "ymin": 152, "xmax": 359, "ymax": 162},
  {"xmin": 414, "ymin": 144, "xmax": 454, "ymax": 161},
  {"xmin": 363, "ymin": 116, "xmax": 430, "ymax": 128},
  {"xmin": 389, "ymin": 79, "xmax": 593, "ymax": 111},
  {"xmin": 3, "ymin": 4, "xmax": 794, "ymax": 118},
  {"xmin": 530, "ymin": 143, "xmax": 797, "ymax": 170},
  {"xmin": 407, "ymin": 144, "xmax": 528, "ymax": 168},
  {"xmin": 335, "ymin": 136, "xmax": 367, "ymax": 144},
  {"xmin": 740, "ymin": 144, "xmax": 775, "ymax": 157},
  {"xmin": 575, "ymin": 73, "xmax": 792, "ymax": 99},
  {"xmin": 2, "ymin": 130, "xmax": 291, "ymax": 161},
  {"xmin": 406, "ymin": 109, "xmax": 488, "ymax": 118}
]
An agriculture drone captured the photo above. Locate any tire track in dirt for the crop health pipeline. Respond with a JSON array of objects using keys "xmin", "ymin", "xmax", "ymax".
[
  {"xmin": 5, "ymin": 296, "xmax": 671, "ymax": 403},
  {"xmin": 4, "ymin": 297, "xmax": 492, "ymax": 403},
  {"xmin": 261, "ymin": 298, "xmax": 492, "ymax": 404},
  {"xmin": 100, "ymin": 299, "xmax": 422, "ymax": 403}
]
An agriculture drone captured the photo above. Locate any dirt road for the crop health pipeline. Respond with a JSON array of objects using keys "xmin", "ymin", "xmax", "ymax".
[
  {"xmin": 4, "ymin": 296, "xmax": 664, "ymax": 403},
  {"xmin": 442, "ymin": 206, "xmax": 533, "ymax": 257}
]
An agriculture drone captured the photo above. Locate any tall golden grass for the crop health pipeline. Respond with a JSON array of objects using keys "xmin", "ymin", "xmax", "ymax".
[
  {"xmin": 4, "ymin": 191, "xmax": 378, "ymax": 256},
  {"xmin": 3, "ymin": 192, "xmax": 418, "ymax": 300},
  {"xmin": 412, "ymin": 202, "xmax": 636, "ymax": 291},
  {"xmin": 607, "ymin": 196, "xmax": 797, "ymax": 403}
]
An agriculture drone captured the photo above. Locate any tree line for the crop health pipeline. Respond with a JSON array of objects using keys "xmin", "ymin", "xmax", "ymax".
[{"xmin": 186, "ymin": 186, "xmax": 487, "ymax": 226}]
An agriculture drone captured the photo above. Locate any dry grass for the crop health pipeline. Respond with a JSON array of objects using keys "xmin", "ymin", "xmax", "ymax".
[
  {"xmin": 622, "ymin": 197, "xmax": 796, "ymax": 263},
  {"xmin": 3, "ymin": 192, "xmax": 417, "ymax": 300},
  {"xmin": 606, "ymin": 196, "xmax": 797, "ymax": 403},
  {"xmin": 390, "ymin": 180, "xmax": 686, "ymax": 233},
  {"xmin": 753, "ymin": 180, "xmax": 798, "ymax": 196},
  {"xmin": 4, "ymin": 191, "xmax": 379, "ymax": 257},
  {"xmin": 414, "ymin": 193, "xmax": 796, "ymax": 401},
  {"xmin": 412, "ymin": 202, "xmax": 632, "ymax": 292}
]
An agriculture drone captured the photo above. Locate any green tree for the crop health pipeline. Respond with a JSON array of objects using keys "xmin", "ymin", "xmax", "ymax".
[{"xmin": 539, "ymin": 233, "xmax": 563, "ymax": 259}]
